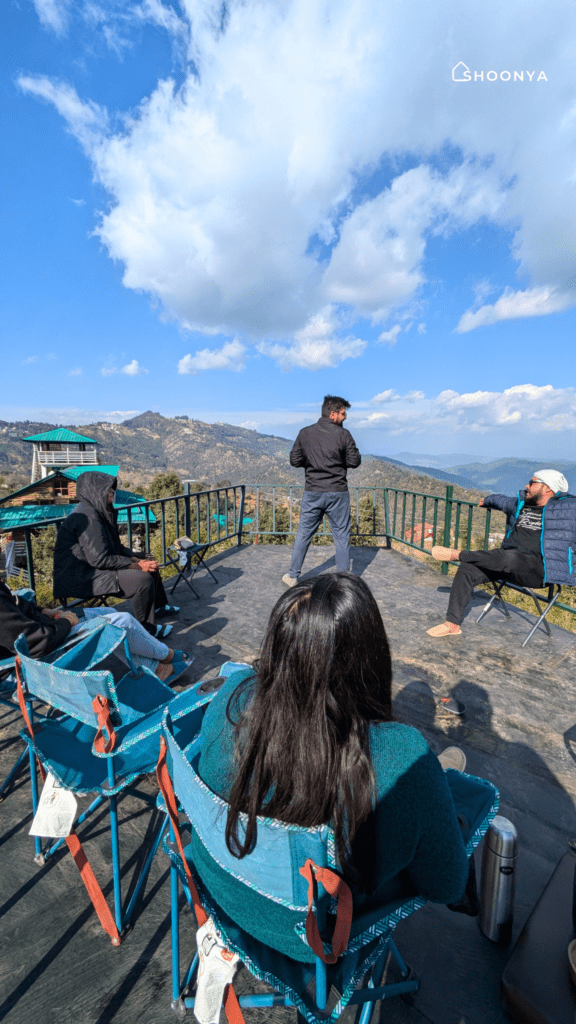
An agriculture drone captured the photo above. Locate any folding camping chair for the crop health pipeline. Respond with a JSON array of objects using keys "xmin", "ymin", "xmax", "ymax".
[
  {"xmin": 14, "ymin": 622, "xmax": 202, "ymax": 944},
  {"xmin": 476, "ymin": 581, "xmax": 563, "ymax": 647},
  {"xmin": 157, "ymin": 706, "xmax": 499, "ymax": 1024},
  {"xmin": 165, "ymin": 537, "xmax": 217, "ymax": 600},
  {"xmin": 0, "ymin": 614, "xmax": 112, "ymax": 801}
]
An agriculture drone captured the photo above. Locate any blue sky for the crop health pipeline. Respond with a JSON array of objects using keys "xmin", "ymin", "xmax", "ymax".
[{"xmin": 2, "ymin": 0, "xmax": 576, "ymax": 461}]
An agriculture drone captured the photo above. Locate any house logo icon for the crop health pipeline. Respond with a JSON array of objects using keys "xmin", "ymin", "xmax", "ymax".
[{"xmin": 452, "ymin": 62, "xmax": 471, "ymax": 81}]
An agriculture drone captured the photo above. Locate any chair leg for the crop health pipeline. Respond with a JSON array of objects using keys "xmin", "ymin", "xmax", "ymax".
[
  {"xmin": 168, "ymin": 564, "xmax": 199, "ymax": 599},
  {"xmin": 197, "ymin": 557, "xmax": 218, "ymax": 585},
  {"xmin": 27, "ymin": 737, "xmax": 44, "ymax": 863},
  {"xmin": 108, "ymin": 760, "xmax": 123, "ymax": 935},
  {"xmin": 477, "ymin": 581, "xmax": 510, "ymax": 623},
  {"xmin": 168, "ymin": 822, "xmax": 187, "ymax": 1016},
  {"xmin": 122, "ymin": 813, "xmax": 169, "ymax": 929},
  {"xmin": 522, "ymin": 587, "xmax": 562, "ymax": 647}
]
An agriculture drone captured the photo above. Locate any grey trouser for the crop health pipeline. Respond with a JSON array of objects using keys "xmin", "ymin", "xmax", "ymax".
[{"xmin": 289, "ymin": 491, "xmax": 351, "ymax": 578}]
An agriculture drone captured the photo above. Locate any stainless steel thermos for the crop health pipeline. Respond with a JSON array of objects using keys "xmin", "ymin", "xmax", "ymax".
[{"xmin": 479, "ymin": 815, "xmax": 518, "ymax": 945}]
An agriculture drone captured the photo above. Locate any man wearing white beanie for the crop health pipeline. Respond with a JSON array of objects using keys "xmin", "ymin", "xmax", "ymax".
[{"xmin": 427, "ymin": 469, "xmax": 573, "ymax": 637}]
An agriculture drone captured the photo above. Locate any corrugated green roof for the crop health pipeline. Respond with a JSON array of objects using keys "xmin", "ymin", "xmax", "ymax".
[
  {"xmin": 22, "ymin": 428, "xmax": 99, "ymax": 444},
  {"xmin": 0, "ymin": 493, "xmax": 156, "ymax": 531},
  {"xmin": 60, "ymin": 465, "xmax": 119, "ymax": 480},
  {"xmin": 0, "ymin": 505, "xmax": 74, "ymax": 530}
]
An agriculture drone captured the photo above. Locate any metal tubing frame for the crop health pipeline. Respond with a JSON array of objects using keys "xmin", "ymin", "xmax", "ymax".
[{"xmin": 107, "ymin": 757, "xmax": 123, "ymax": 934}]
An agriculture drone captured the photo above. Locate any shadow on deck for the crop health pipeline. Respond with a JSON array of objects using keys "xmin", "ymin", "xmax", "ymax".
[{"xmin": 1, "ymin": 543, "xmax": 576, "ymax": 1023}]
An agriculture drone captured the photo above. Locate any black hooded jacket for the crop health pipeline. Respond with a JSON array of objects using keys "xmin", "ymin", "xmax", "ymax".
[
  {"xmin": 53, "ymin": 472, "xmax": 137, "ymax": 598},
  {"xmin": 0, "ymin": 580, "xmax": 71, "ymax": 661}
]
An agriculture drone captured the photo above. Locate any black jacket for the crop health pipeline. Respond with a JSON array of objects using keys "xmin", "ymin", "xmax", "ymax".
[
  {"xmin": 0, "ymin": 580, "xmax": 71, "ymax": 661},
  {"xmin": 289, "ymin": 417, "xmax": 361, "ymax": 492},
  {"xmin": 53, "ymin": 472, "xmax": 137, "ymax": 599}
]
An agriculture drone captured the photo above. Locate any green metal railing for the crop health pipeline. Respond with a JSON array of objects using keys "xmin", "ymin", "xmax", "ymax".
[
  {"xmin": 5, "ymin": 480, "xmax": 576, "ymax": 620},
  {"xmin": 119, "ymin": 483, "xmax": 246, "ymax": 567},
  {"xmin": 5, "ymin": 484, "xmax": 246, "ymax": 592}
]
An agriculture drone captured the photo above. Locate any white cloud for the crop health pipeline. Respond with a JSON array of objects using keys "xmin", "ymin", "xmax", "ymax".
[
  {"xmin": 70, "ymin": 198, "xmax": 86, "ymax": 206},
  {"xmin": 323, "ymin": 162, "xmax": 506, "ymax": 321},
  {"xmin": 258, "ymin": 309, "xmax": 365, "ymax": 370},
  {"xmin": 134, "ymin": 0, "xmax": 185, "ymax": 36},
  {"xmin": 17, "ymin": 76, "xmax": 108, "ymax": 148},
  {"xmin": 0, "ymin": 406, "xmax": 140, "ymax": 425},
  {"xmin": 417, "ymin": 323, "xmax": 426, "ymax": 334},
  {"xmin": 32, "ymin": 0, "xmax": 72, "ymax": 35},
  {"xmin": 456, "ymin": 286, "xmax": 573, "ymax": 332},
  {"xmin": 377, "ymin": 325, "xmax": 401, "ymax": 345},
  {"xmin": 68, "ymin": 367, "xmax": 83, "ymax": 376},
  {"xmin": 19, "ymin": 0, "xmax": 576, "ymax": 354},
  {"xmin": 101, "ymin": 366, "xmax": 117, "ymax": 376},
  {"xmin": 371, "ymin": 389, "xmax": 401, "ymax": 404},
  {"xmin": 357, "ymin": 383, "xmax": 576, "ymax": 438},
  {"xmin": 178, "ymin": 339, "xmax": 246, "ymax": 375},
  {"xmin": 23, "ymin": 356, "xmax": 39, "ymax": 365},
  {"xmin": 121, "ymin": 359, "xmax": 148, "ymax": 375}
]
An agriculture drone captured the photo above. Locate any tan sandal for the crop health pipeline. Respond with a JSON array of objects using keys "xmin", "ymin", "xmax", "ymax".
[{"xmin": 426, "ymin": 623, "xmax": 462, "ymax": 637}]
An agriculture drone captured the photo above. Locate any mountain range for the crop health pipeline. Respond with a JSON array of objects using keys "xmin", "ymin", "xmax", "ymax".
[{"xmin": 1, "ymin": 412, "xmax": 573, "ymax": 499}]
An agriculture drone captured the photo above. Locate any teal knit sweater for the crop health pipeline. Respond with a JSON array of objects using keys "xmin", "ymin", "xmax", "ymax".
[{"xmin": 193, "ymin": 670, "xmax": 468, "ymax": 962}]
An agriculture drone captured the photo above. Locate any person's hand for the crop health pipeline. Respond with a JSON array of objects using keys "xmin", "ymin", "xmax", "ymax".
[
  {"xmin": 41, "ymin": 607, "xmax": 58, "ymax": 619},
  {"xmin": 59, "ymin": 611, "xmax": 79, "ymax": 626},
  {"xmin": 478, "ymin": 498, "xmax": 485, "ymax": 507},
  {"xmin": 137, "ymin": 559, "xmax": 158, "ymax": 572}
]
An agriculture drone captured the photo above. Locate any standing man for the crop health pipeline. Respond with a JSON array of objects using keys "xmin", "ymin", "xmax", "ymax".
[
  {"xmin": 282, "ymin": 395, "xmax": 361, "ymax": 587},
  {"xmin": 426, "ymin": 469, "xmax": 574, "ymax": 636}
]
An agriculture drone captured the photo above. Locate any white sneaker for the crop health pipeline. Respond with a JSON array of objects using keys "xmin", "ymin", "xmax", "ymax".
[{"xmin": 282, "ymin": 573, "xmax": 298, "ymax": 587}]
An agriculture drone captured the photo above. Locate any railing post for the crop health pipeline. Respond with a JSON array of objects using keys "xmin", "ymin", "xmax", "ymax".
[
  {"xmin": 24, "ymin": 528, "xmax": 35, "ymax": 592},
  {"xmin": 483, "ymin": 507, "xmax": 492, "ymax": 550},
  {"xmin": 184, "ymin": 482, "xmax": 191, "ymax": 539},
  {"xmin": 383, "ymin": 489, "xmax": 391, "ymax": 548},
  {"xmin": 237, "ymin": 486, "xmax": 245, "ymax": 547},
  {"xmin": 442, "ymin": 485, "xmax": 454, "ymax": 575}
]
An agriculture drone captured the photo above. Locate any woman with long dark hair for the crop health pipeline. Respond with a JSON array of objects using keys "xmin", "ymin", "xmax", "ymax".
[{"xmin": 194, "ymin": 572, "xmax": 471, "ymax": 961}]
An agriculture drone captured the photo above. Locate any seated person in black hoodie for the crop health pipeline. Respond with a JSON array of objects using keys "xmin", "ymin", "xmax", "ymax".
[
  {"xmin": 0, "ymin": 580, "xmax": 76, "ymax": 663},
  {"xmin": 53, "ymin": 472, "xmax": 175, "ymax": 637}
]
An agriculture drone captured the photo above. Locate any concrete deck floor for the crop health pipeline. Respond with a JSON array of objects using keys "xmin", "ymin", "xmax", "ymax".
[{"xmin": 1, "ymin": 542, "xmax": 576, "ymax": 1024}]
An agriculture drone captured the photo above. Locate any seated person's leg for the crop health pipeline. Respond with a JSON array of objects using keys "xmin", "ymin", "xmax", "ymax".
[
  {"xmin": 446, "ymin": 561, "xmax": 492, "ymax": 625},
  {"xmin": 151, "ymin": 568, "xmax": 177, "ymax": 615},
  {"xmin": 466, "ymin": 547, "xmax": 544, "ymax": 590},
  {"xmin": 115, "ymin": 569, "xmax": 156, "ymax": 629},
  {"xmin": 427, "ymin": 560, "xmax": 488, "ymax": 636}
]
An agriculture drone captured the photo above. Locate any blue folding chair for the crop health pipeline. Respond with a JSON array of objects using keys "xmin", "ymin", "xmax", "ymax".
[
  {"xmin": 14, "ymin": 622, "xmax": 202, "ymax": 945},
  {"xmin": 0, "ymin": 616, "xmax": 112, "ymax": 801},
  {"xmin": 157, "ymin": 705, "xmax": 499, "ymax": 1023}
]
